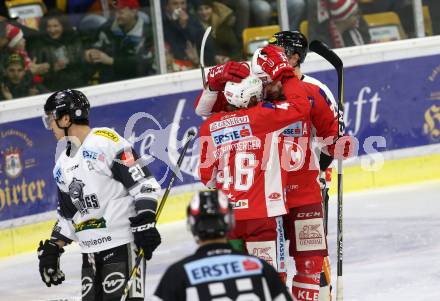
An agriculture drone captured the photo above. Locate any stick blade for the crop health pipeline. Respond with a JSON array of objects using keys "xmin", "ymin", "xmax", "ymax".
[{"xmin": 309, "ymin": 40, "xmax": 343, "ymax": 69}]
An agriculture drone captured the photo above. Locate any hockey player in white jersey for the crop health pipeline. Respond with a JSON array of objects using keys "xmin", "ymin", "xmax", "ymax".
[{"xmin": 37, "ymin": 89, "xmax": 162, "ymax": 301}]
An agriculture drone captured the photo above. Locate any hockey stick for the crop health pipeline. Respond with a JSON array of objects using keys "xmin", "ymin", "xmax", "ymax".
[
  {"xmin": 156, "ymin": 129, "xmax": 196, "ymax": 219},
  {"xmin": 309, "ymin": 40, "xmax": 344, "ymax": 301},
  {"xmin": 120, "ymin": 130, "xmax": 196, "ymax": 301},
  {"xmin": 200, "ymin": 26, "xmax": 212, "ymax": 88}
]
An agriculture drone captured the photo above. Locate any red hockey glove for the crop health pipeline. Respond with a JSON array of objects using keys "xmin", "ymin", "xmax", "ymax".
[
  {"xmin": 207, "ymin": 61, "xmax": 250, "ymax": 91},
  {"xmin": 332, "ymin": 135, "xmax": 357, "ymax": 160},
  {"xmin": 258, "ymin": 45, "xmax": 295, "ymax": 82}
]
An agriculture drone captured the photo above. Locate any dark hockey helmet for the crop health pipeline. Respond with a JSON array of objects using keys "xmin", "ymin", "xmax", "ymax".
[
  {"xmin": 187, "ymin": 190, "xmax": 234, "ymax": 241},
  {"xmin": 43, "ymin": 89, "xmax": 90, "ymax": 128},
  {"xmin": 268, "ymin": 30, "xmax": 308, "ymax": 64}
]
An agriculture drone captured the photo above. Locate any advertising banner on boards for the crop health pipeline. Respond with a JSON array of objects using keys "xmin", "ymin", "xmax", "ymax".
[{"xmin": 1, "ymin": 54, "xmax": 439, "ymax": 222}]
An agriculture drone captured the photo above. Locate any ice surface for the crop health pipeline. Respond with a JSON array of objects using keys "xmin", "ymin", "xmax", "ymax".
[{"xmin": 1, "ymin": 180, "xmax": 439, "ymax": 301}]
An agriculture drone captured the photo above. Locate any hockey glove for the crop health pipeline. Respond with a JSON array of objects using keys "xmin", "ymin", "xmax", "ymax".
[
  {"xmin": 129, "ymin": 211, "xmax": 161, "ymax": 260},
  {"xmin": 207, "ymin": 61, "xmax": 250, "ymax": 91},
  {"xmin": 332, "ymin": 135, "xmax": 356, "ymax": 160},
  {"xmin": 258, "ymin": 45, "xmax": 295, "ymax": 82},
  {"xmin": 37, "ymin": 240, "xmax": 65, "ymax": 287}
]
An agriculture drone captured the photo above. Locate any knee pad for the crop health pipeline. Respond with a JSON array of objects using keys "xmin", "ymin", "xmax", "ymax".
[
  {"xmin": 295, "ymin": 255, "xmax": 324, "ymax": 275},
  {"xmin": 292, "ymin": 256, "xmax": 324, "ymax": 301}
]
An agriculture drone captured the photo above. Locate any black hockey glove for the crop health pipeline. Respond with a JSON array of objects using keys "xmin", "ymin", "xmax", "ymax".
[
  {"xmin": 129, "ymin": 211, "xmax": 161, "ymax": 260},
  {"xmin": 37, "ymin": 240, "xmax": 65, "ymax": 287}
]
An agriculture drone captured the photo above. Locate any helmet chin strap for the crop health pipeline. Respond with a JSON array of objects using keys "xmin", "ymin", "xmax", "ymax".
[{"xmin": 55, "ymin": 119, "xmax": 73, "ymax": 156}]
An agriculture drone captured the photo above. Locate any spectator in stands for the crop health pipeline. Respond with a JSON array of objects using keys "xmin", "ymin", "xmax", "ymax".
[
  {"xmin": 0, "ymin": 20, "xmax": 7, "ymax": 48},
  {"xmin": 228, "ymin": 0, "xmax": 305, "ymax": 29},
  {"xmin": 45, "ymin": 0, "xmax": 111, "ymax": 14},
  {"xmin": 31, "ymin": 10, "xmax": 86, "ymax": 91},
  {"xmin": 264, "ymin": 0, "xmax": 306, "ymax": 30},
  {"xmin": 284, "ymin": 0, "xmax": 306, "ymax": 30},
  {"xmin": 163, "ymin": 0, "xmax": 216, "ymax": 69},
  {"xmin": 0, "ymin": 53, "xmax": 48, "ymax": 101},
  {"xmin": 195, "ymin": 0, "xmax": 241, "ymax": 63},
  {"xmin": 213, "ymin": 0, "xmax": 248, "ymax": 41},
  {"xmin": 84, "ymin": 0, "xmax": 155, "ymax": 83},
  {"xmin": 5, "ymin": 23, "xmax": 50, "ymax": 77},
  {"xmin": 165, "ymin": 42, "xmax": 194, "ymax": 72},
  {"xmin": 45, "ymin": 0, "xmax": 150, "ymax": 15},
  {"xmin": 0, "ymin": 3, "xmax": 7, "ymax": 18},
  {"xmin": 308, "ymin": 0, "xmax": 371, "ymax": 48},
  {"xmin": 359, "ymin": 0, "xmax": 415, "ymax": 37},
  {"xmin": 424, "ymin": 0, "xmax": 440, "ymax": 35},
  {"xmin": 0, "ymin": 21, "xmax": 10, "ymax": 79},
  {"xmin": 249, "ymin": 0, "xmax": 271, "ymax": 27}
]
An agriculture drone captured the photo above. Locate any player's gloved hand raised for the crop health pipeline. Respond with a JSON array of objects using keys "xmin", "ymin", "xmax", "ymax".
[
  {"xmin": 258, "ymin": 45, "xmax": 295, "ymax": 82},
  {"xmin": 37, "ymin": 240, "xmax": 65, "ymax": 287},
  {"xmin": 129, "ymin": 211, "xmax": 161, "ymax": 260},
  {"xmin": 207, "ymin": 61, "xmax": 250, "ymax": 91},
  {"xmin": 333, "ymin": 135, "xmax": 356, "ymax": 160}
]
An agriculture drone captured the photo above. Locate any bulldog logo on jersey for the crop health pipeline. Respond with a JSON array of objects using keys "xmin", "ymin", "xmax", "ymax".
[
  {"xmin": 68, "ymin": 178, "xmax": 100, "ymax": 216},
  {"xmin": 69, "ymin": 178, "xmax": 88, "ymax": 216}
]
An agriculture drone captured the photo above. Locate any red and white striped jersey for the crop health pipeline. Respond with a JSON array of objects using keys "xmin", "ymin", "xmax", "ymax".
[
  {"xmin": 195, "ymin": 74, "xmax": 340, "ymax": 208},
  {"xmin": 199, "ymin": 77, "xmax": 312, "ymax": 220},
  {"xmin": 283, "ymin": 76, "xmax": 339, "ymax": 207}
]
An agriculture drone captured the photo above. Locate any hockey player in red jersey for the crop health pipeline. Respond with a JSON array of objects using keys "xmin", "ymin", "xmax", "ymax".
[
  {"xmin": 199, "ymin": 54, "xmax": 312, "ymax": 284},
  {"xmin": 194, "ymin": 60, "xmax": 250, "ymax": 117},
  {"xmin": 194, "ymin": 37, "xmax": 351, "ymax": 300},
  {"xmin": 267, "ymin": 30, "xmax": 339, "ymax": 301},
  {"xmin": 252, "ymin": 44, "xmax": 339, "ymax": 301}
]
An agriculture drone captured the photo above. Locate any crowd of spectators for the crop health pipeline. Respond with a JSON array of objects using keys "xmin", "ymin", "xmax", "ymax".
[{"xmin": 0, "ymin": 0, "xmax": 439, "ymax": 101}]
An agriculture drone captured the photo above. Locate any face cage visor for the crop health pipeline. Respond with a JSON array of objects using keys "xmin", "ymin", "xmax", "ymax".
[
  {"xmin": 42, "ymin": 111, "xmax": 56, "ymax": 130},
  {"xmin": 283, "ymin": 47, "xmax": 295, "ymax": 59}
]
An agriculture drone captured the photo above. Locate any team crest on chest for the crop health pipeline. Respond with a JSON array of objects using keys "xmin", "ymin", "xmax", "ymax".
[{"xmin": 68, "ymin": 178, "xmax": 100, "ymax": 216}]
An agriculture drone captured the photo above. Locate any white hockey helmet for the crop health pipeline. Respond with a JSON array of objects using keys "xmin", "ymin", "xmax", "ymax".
[
  {"xmin": 251, "ymin": 47, "xmax": 272, "ymax": 84},
  {"xmin": 224, "ymin": 75, "xmax": 263, "ymax": 108}
]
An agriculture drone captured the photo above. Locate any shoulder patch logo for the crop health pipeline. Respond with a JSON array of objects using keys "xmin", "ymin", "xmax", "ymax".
[
  {"xmin": 121, "ymin": 151, "xmax": 135, "ymax": 167},
  {"xmin": 93, "ymin": 129, "xmax": 119, "ymax": 142}
]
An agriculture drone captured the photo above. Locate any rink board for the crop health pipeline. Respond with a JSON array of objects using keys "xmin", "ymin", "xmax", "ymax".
[
  {"xmin": 1, "ymin": 37, "xmax": 440, "ymax": 257},
  {"xmin": 1, "ymin": 150, "xmax": 439, "ymax": 257}
]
